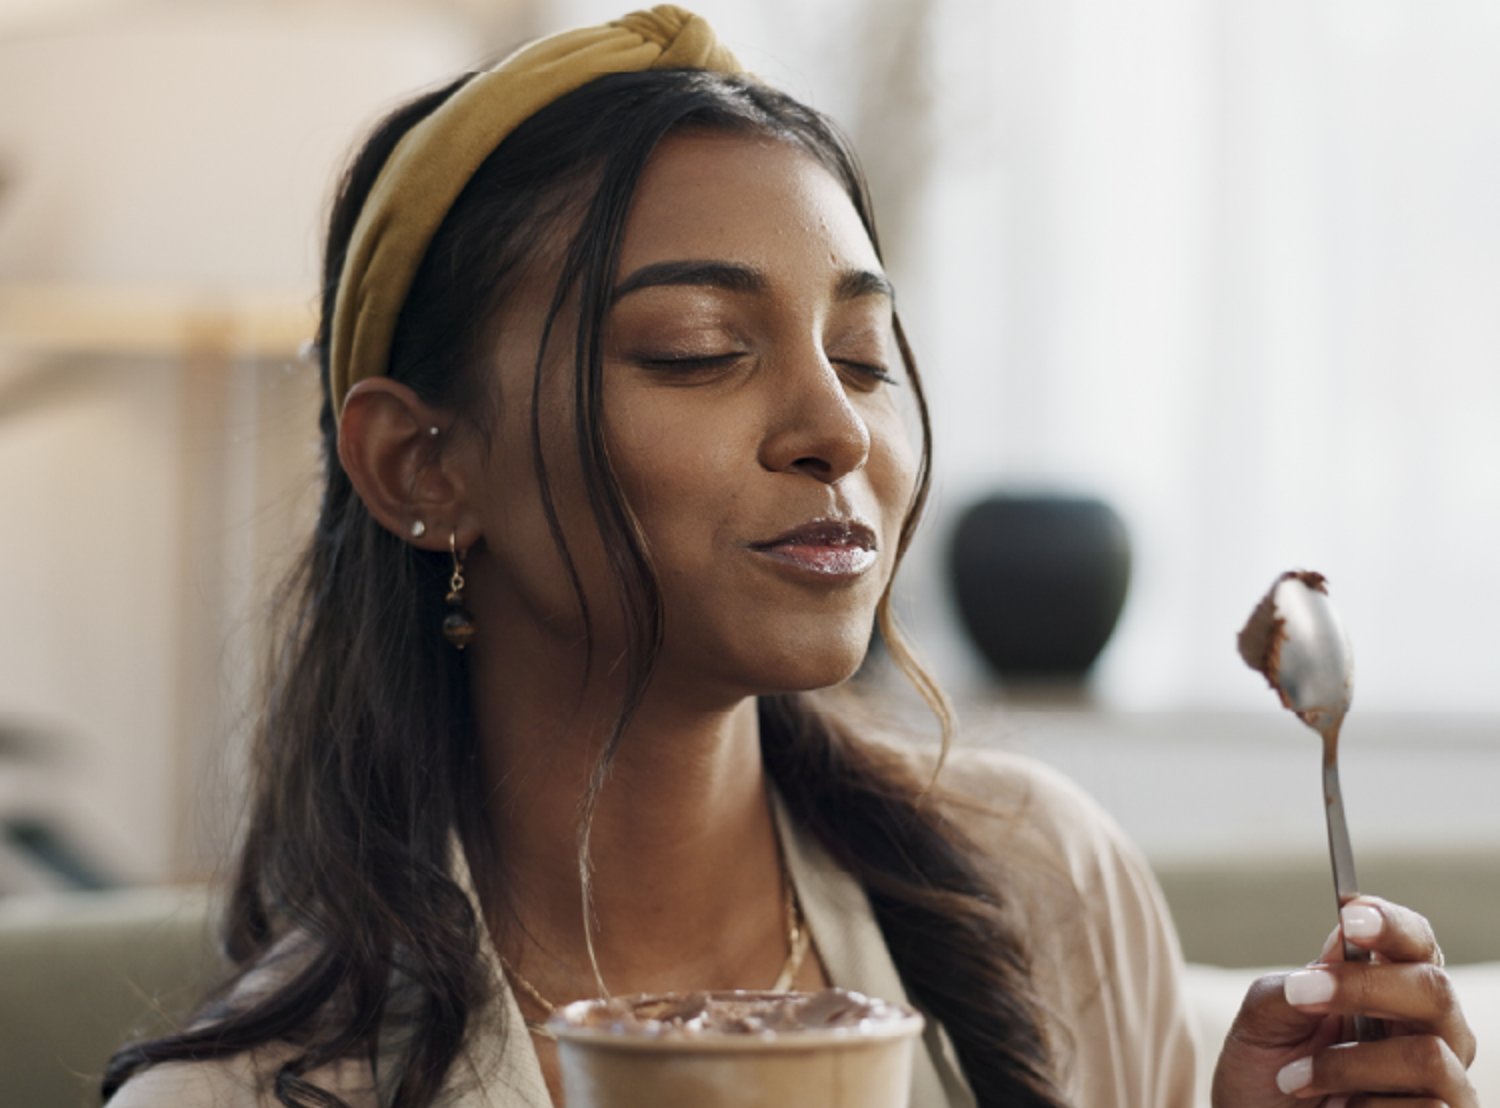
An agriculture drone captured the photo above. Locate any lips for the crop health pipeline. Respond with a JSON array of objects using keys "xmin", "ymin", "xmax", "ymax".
[{"xmin": 748, "ymin": 519, "xmax": 878, "ymax": 578}]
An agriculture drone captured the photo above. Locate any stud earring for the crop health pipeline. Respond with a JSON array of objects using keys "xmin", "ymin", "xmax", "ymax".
[
  {"xmin": 442, "ymin": 532, "xmax": 477, "ymax": 650},
  {"xmin": 428, "ymin": 426, "xmax": 441, "ymax": 437},
  {"xmin": 410, "ymin": 520, "xmax": 427, "ymax": 539}
]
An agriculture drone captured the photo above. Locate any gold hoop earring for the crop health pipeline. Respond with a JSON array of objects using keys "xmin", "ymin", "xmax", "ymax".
[{"xmin": 443, "ymin": 532, "xmax": 477, "ymax": 650}]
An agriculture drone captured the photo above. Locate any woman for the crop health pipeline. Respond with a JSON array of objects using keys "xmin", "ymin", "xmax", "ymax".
[{"xmin": 103, "ymin": 7, "xmax": 1476, "ymax": 1107}]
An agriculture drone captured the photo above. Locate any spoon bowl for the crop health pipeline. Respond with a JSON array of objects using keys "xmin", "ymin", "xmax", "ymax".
[{"xmin": 1239, "ymin": 570, "xmax": 1383, "ymax": 1042}]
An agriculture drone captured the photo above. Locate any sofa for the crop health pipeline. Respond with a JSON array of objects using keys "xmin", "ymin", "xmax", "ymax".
[{"xmin": 2, "ymin": 864, "xmax": 1496, "ymax": 1108}]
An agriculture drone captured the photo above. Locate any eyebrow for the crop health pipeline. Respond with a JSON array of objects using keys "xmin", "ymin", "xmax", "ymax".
[
  {"xmin": 833, "ymin": 268, "xmax": 896, "ymax": 303},
  {"xmin": 611, "ymin": 260, "xmax": 895, "ymax": 304}
]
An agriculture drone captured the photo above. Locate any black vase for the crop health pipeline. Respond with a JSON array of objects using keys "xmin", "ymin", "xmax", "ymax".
[{"xmin": 947, "ymin": 494, "xmax": 1131, "ymax": 679}]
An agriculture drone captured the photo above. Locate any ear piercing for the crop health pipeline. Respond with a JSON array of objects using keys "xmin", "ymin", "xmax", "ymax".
[
  {"xmin": 409, "ymin": 427, "xmax": 471, "ymax": 649},
  {"xmin": 442, "ymin": 532, "xmax": 477, "ymax": 650}
]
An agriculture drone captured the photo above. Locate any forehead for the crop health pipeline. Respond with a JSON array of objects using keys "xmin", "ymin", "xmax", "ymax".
[{"xmin": 617, "ymin": 129, "xmax": 880, "ymax": 275}]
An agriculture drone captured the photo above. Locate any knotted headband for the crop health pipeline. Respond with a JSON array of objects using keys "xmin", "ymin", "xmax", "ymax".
[{"xmin": 328, "ymin": 4, "xmax": 743, "ymax": 419}]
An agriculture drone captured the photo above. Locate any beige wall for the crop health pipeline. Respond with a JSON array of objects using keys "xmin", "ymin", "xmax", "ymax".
[
  {"xmin": 0, "ymin": 5, "xmax": 487, "ymax": 884},
  {"xmin": 0, "ymin": 353, "xmax": 181, "ymax": 879},
  {"xmin": 0, "ymin": 338, "xmax": 320, "ymax": 882}
]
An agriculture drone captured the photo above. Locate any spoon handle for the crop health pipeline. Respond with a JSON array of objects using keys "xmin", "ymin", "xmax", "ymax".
[{"xmin": 1322, "ymin": 751, "xmax": 1386, "ymax": 1042}]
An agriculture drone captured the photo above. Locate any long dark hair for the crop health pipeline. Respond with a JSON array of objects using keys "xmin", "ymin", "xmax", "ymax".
[{"xmin": 103, "ymin": 69, "xmax": 1070, "ymax": 1108}]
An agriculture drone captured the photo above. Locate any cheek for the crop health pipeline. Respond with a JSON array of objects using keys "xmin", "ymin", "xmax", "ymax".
[
  {"xmin": 494, "ymin": 394, "xmax": 575, "ymax": 537},
  {"xmin": 868, "ymin": 407, "xmax": 921, "ymax": 518},
  {"xmin": 606, "ymin": 391, "xmax": 748, "ymax": 527},
  {"xmin": 614, "ymin": 437, "xmax": 743, "ymax": 575},
  {"xmin": 477, "ymin": 390, "xmax": 617, "ymax": 626}
]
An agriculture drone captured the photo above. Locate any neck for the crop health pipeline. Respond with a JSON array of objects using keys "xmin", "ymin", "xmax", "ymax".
[{"xmin": 470, "ymin": 646, "xmax": 789, "ymax": 1002}]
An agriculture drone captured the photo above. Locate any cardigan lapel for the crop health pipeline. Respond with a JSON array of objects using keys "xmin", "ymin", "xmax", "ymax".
[
  {"xmin": 439, "ymin": 794, "xmax": 977, "ymax": 1108},
  {"xmin": 446, "ymin": 839, "xmax": 554, "ymax": 1108},
  {"xmin": 770, "ymin": 790, "xmax": 977, "ymax": 1108}
]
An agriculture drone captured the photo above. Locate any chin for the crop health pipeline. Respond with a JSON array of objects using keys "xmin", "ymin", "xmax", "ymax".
[
  {"xmin": 743, "ymin": 632, "xmax": 872, "ymax": 696},
  {"xmin": 660, "ymin": 606, "xmax": 878, "ymax": 699}
]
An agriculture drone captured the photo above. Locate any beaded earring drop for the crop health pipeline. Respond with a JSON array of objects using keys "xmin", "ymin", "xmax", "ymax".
[{"xmin": 443, "ymin": 532, "xmax": 477, "ymax": 649}]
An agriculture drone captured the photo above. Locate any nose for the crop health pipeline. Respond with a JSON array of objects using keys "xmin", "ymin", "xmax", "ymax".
[{"xmin": 758, "ymin": 351, "xmax": 872, "ymax": 484}]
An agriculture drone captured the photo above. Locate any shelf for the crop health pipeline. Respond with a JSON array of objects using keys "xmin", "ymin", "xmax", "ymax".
[{"xmin": 0, "ymin": 282, "xmax": 316, "ymax": 359}]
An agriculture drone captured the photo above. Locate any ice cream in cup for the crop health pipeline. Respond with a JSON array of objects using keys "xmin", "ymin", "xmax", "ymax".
[{"xmin": 547, "ymin": 988, "xmax": 925, "ymax": 1108}]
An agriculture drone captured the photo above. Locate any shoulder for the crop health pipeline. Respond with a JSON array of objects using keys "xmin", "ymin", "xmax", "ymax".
[
  {"xmin": 107, "ymin": 1048, "xmax": 379, "ymax": 1108},
  {"xmin": 881, "ymin": 739, "xmax": 1142, "ymax": 895},
  {"xmin": 906, "ymin": 740, "xmax": 1172, "ymax": 945},
  {"xmin": 881, "ymin": 739, "xmax": 1198, "ymax": 1105},
  {"xmin": 106, "ymin": 1049, "xmax": 285, "ymax": 1108},
  {"xmin": 106, "ymin": 935, "xmax": 381, "ymax": 1108}
]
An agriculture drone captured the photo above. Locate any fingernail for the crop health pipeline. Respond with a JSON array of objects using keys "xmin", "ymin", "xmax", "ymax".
[
  {"xmin": 1324, "ymin": 1098, "xmax": 1349, "ymax": 1108},
  {"xmin": 1276, "ymin": 1056, "xmax": 1314, "ymax": 1094},
  {"xmin": 1284, "ymin": 968, "xmax": 1337, "ymax": 1007},
  {"xmin": 1341, "ymin": 902, "xmax": 1382, "ymax": 941}
]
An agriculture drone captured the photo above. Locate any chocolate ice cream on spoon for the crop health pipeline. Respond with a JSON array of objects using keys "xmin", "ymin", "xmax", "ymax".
[
  {"xmin": 1239, "ymin": 571, "xmax": 1354, "ymax": 742},
  {"xmin": 1238, "ymin": 570, "xmax": 1383, "ymax": 1041}
]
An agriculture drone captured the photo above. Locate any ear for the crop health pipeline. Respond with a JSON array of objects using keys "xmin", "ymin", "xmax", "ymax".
[{"xmin": 337, "ymin": 378, "xmax": 478, "ymax": 551}]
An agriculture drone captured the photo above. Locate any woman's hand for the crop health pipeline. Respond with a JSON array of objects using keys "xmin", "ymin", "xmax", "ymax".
[{"xmin": 1212, "ymin": 896, "xmax": 1477, "ymax": 1107}]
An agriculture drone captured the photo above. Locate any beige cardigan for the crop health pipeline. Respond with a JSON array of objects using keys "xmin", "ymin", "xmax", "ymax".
[{"xmin": 109, "ymin": 747, "xmax": 1199, "ymax": 1107}]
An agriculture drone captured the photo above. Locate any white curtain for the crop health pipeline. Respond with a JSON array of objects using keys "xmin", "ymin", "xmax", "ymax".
[
  {"xmin": 554, "ymin": 0, "xmax": 1500, "ymax": 712},
  {"xmin": 561, "ymin": 0, "xmax": 1500, "ymax": 711},
  {"xmin": 919, "ymin": 0, "xmax": 1500, "ymax": 712}
]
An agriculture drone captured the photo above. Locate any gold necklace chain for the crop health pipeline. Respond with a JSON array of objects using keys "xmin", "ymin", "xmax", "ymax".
[{"xmin": 502, "ymin": 856, "xmax": 809, "ymax": 1039}]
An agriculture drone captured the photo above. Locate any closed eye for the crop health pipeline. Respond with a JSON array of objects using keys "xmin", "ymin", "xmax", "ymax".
[
  {"xmin": 837, "ymin": 360, "xmax": 900, "ymax": 386},
  {"xmin": 639, "ymin": 352, "xmax": 746, "ymax": 372},
  {"xmin": 637, "ymin": 352, "xmax": 897, "ymax": 385}
]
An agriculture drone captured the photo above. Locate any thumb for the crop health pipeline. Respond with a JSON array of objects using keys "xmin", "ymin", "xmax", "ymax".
[
  {"xmin": 1225, "ymin": 930, "xmax": 1346, "ymax": 1051},
  {"xmin": 1227, "ymin": 973, "xmax": 1333, "ymax": 1049}
]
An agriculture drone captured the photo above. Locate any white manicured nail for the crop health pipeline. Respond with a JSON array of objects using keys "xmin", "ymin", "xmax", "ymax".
[
  {"xmin": 1276, "ymin": 1056, "xmax": 1314, "ymax": 1094},
  {"xmin": 1284, "ymin": 968, "xmax": 1337, "ymax": 1007},
  {"xmin": 1341, "ymin": 902, "xmax": 1382, "ymax": 941}
]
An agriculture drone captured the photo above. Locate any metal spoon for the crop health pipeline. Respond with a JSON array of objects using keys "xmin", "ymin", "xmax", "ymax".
[{"xmin": 1238, "ymin": 570, "xmax": 1383, "ymax": 1041}]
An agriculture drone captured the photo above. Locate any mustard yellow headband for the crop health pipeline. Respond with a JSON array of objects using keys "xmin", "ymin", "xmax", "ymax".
[{"xmin": 328, "ymin": 4, "xmax": 743, "ymax": 420}]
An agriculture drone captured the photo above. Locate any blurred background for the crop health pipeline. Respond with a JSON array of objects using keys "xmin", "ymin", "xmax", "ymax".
[{"xmin": 1, "ymin": 0, "xmax": 1496, "ymax": 894}]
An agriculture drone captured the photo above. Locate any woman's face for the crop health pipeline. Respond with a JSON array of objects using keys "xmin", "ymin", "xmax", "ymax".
[{"xmin": 467, "ymin": 129, "xmax": 918, "ymax": 701}]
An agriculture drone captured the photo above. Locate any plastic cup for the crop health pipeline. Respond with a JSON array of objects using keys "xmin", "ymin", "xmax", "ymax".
[{"xmin": 548, "ymin": 989, "xmax": 924, "ymax": 1108}]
